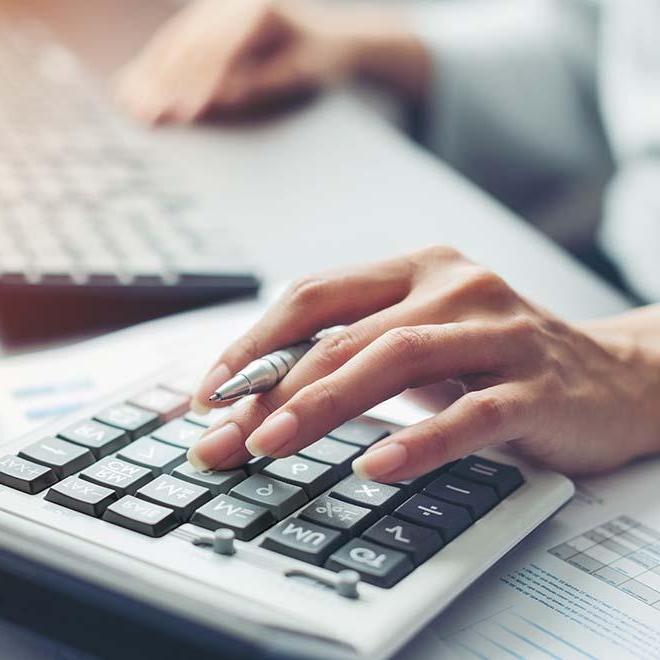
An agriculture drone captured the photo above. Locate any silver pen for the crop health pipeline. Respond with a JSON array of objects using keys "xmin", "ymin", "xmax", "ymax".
[{"xmin": 208, "ymin": 326, "xmax": 345, "ymax": 403}]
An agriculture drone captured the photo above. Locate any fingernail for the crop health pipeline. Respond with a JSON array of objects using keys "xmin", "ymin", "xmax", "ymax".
[
  {"xmin": 190, "ymin": 399, "xmax": 210, "ymax": 415},
  {"xmin": 187, "ymin": 422, "xmax": 243, "ymax": 470},
  {"xmin": 352, "ymin": 443, "xmax": 408, "ymax": 480},
  {"xmin": 245, "ymin": 411, "xmax": 298, "ymax": 457}
]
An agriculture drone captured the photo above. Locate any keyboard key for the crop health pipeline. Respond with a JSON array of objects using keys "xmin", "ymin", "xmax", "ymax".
[
  {"xmin": 19, "ymin": 437, "xmax": 94, "ymax": 479},
  {"xmin": 58, "ymin": 419, "xmax": 129, "ymax": 458},
  {"xmin": 299, "ymin": 437, "xmax": 361, "ymax": 474},
  {"xmin": 230, "ymin": 475, "xmax": 307, "ymax": 520},
  {"xmin": 363, "ymin": 516, "xmax": 443, "ymax": 565},
  {"xmin": 191, "ymin": 493, "xmax": 274, "ymax": 540},
  {"xmin": 394, "ymin": 494, "xmax": 472, "ymax": 542},
  {"xmin": 171, "ymin": 462, "xmax": 246, "ymax": 495},
  {"xmin": 450, "ymin": 456, "xmax": 523, "ymax": 497},
  {"xmin": 79, "ymin": 457, "xmax": 153, "ymax": 496},
  {"xmin": 103, "ymin": 495, "xmax": 179, "ymax": 537},
  {"xmin": 0, "ymin": 455, "xmax": 57, "ymax": 494},
  {"xmin": 331, "ymin": 475, "xmax": 403, "ymax": 510},
  {"xmin": 325, "ymin": 538, "xmax": 413, "ymax": 588},
  {"xmin": 45, "ymin": 476, "xmax": 116, "ymax": 517},
  {"xmin": 246, "ymin": 456, "xmax": 271, "ymax": 474},
  {"xmin": 261, "ymin": 519, "xmax": 343, "ymax": 566},
  {"xmin": 94, "ymin": 404, "xmax": 159, "ymax": 440},
  {"xmin": 328, "ymin": 420, "xmax": 390, "ymax": 447},
  {"xmin": 151, "ymin": 418, "xmax": 204, "ymax": 449},
  {"xmin": 424, "ymin": 474, "xmax": 499, "ymax": 520},
  {"xmin": 299, "ymin": 495, "xmax": 375, "ymax": 535},
  {"xmin": 128, "ymin": 387, "xmax": 190, "ymax": 421},
  {"xmin": 263, "ymin": 456, "xmax": 335, "ymax": 497},
  {"xmin": 184, "ymin": 407, "xmax": 231, "ymax": 428},
  {"xmin": 117, "ymin": 438, "xmax": 186, "ymax": 475},
  {"xmin": 136, "ymin": 474, "xmax": 211, "ymax": 522}
]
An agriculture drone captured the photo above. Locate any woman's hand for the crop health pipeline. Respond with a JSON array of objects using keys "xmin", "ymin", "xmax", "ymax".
[
  {"xmin": 114, "ymin": 0, "xmax": 427, "ymax": 123},
  {"xmin": 188, "ymin": 247, "xmax": 660, "ymax": 481}
]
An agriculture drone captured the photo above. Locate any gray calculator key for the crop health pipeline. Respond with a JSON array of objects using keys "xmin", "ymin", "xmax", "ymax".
[
  {"xmin": 79, "ymin": 457, "xmax": 153, "ymax": 496},
  {"xmin": 45, "ymin": 476, "xmax": 116, "ymax": 517},
  {"xmin": 58, "ymin": 419, "xmax": 129, "ymax": 458},
  {"xmin": 94, "ymin": 404, "xmax": 159, "ymax": 439},
  {"xmin": 184, "ymin": 408, "xmax": 231, "ymax": 428},
  {"xmin": 19, "ymin": 437, "xmax": 94, "ymax": 479},
  {"xmin": 128, "ymin": 387, "xmax": 190, "ymax": 422},
  {"xmin": 263, "ymin": 456, "xmax": 335, "ymax": 497},
  {"xmin": 117, "ymin": 438, "xmax": 186, "ymax": 475},
  {"xmin": 363, "ymin": 515, "xmax": 443, "ymax": 565},
  {"xmin": 246, "ymin": 456, "xmax": 272, "ymax": 474},
  {"xmin": 103, "ymin": 495, "xmax": 179, "ymax": 537},
  {"xmin": 325, "ymin": 538, "xmax": 413, "ymax": 588},
  {"xmin": 137, "ymin": 474, "xmax": 211, "ymax": 521},
  {"xmin": 424, "ymin": 474, "xmax": 499, "ymax": 520},
  {"xmin": 450, "ymin": 456, "xmax": 523, "ymax": 497},
  {"xmin": 395, "ymin": 494, "xmax": 472, "ymax": 542},
  {"xmin": 151, "ymin": 419, "xmax": 204, "ymax": 449},
  {"xmin": 230, "ymin": 475, "xmax": 307, "ymax": 520},
  {"xmin": 191, "ymin": 493, "xmax": 274, "ymax": 540},
  {"xmin": 261, "ymin": 519, "xmax": 344, "ymax": 566},
  {"xmin": 331, "ymin": 475, "xmax": 403, "ymax": 510},
  {"xmin": 0, "ymin": 455, "xmax": 57, "ymax": 494},
  {"xmin": 328, "ymin": 420, "xmax": 390, "ymax": 447},
  {"xmin": 299, "ymin": 495, "xmax": 375, "ymax": 534},
  {"xmin": 298, "ymin": 437, "xmax": 361, "ymax": 473},
  {"xmin": 171, "ymin": 462, "xmax": 246, "ymax": 495}
]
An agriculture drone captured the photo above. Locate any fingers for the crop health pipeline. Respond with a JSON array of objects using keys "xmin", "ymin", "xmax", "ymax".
[{"xmin": 352, "ymin": 383, "xmax": 528, "ymax": 482}]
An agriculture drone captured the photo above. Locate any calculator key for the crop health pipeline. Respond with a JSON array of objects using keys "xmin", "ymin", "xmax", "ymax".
[
  {"xmin": 45, "ymin": 476, "xmax": 116, "ymax": 517},
  {"xmin": 424, "ymin": 474, "xmax": 499, "ymax": 520},
  {"xmin": 184, "ymin": 407, "xmax": 231, "ymax": 428},
  {"xmin": 0, "ymin": 455, "xmax": 57, "ymax": 494},
  {"xmin": 19, "ymin": 437, "xmax": 94, "ymax": 479},
  {"xmin": 394, "ymin": 494, "xmax": 472, "ymax": 542},
  {"xmin": 325, "ymin": 538, "xmax": 413, "ymax": 588},
  {"xmin": 58, "ymin": 419, "xmax": 129, "ymax": 458},
  {"xmin": 136, "ymin": 474, "xmax": 211, "ymax": 521},
  {"xmin": 94, "ymin": 404, "xmax": 159, "ymax": 440},
  {"xmin": 230, "ymin": 475, "xmax": 307, "ymax": 520},
  {"xmin": 299, "ymin": 437, "xmax": 361, "ymax": 474},
  {"xmin": 299, "ymin": 495, "xmax": 375, "ymax": 535},
  {"xmin": 128, "ymin": 387, "xmax": 190, "ymax": 421},
  {"xmin": 261, "ymin": 519, "xmax": 343, "ymax": 566},
  {"xmin": 151, "ymin": 419, "xmax": 204, "ymax": 449},
  {"xmin": 331, "ymin": 475, "xmax": 403, "ymax": 510},
  {"xmin": 191, "ymin": 493, "xmax": 274, "ymax": 540},
  {"xmin": 117, "ymin": 438, "xmax": 186, "ymax": 475},
  {"xmin": 363, "ymin": 515, "xmax": 443, "ymax": 565},
  {"xmin": 263, "ymin": 456, "xmax": 335, "ymax": 497},
  {"xmin": 171, "ymin": 462, "xmax": 246, "ymax": 495},
  {"xmin": 246, "ymin": 456, "xmax": 272, "ymax": 474},
  {"xmin": 450, "ymin": 456, "xmax": 523, "ymax": 497},
  {"xmin": 103, "ymin": 495, "xmax": 179, "ymax": 537},
  {"xmin": 328, "ymin": 420, "xmax": 390, "ymax": 447},
  {"xmin": 79, "ymin": 457, "xmax": 153, "ymax": 496}
]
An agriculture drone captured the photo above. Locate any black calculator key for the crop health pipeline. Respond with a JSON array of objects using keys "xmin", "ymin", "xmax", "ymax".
[
  {"xmin": 103, "ymin": 495, "xmax": 179, "ymax": 537},
  {"xmin": 230, "ymin": 475, "xmax": 307, "ymax": 520},
  {"xmin": 331, "ymin": 475, "xmax": 403, "ymax": 510},
  {"xmin": 395, "ymin": 494, "xmax": 472, "ymax": 542},
  {"xmin": 391, "ymin": 471, "xmax": 438, "ymax": 492},
  {"xmin": 450, "ymin": 456, "xmax": 523, "ymax": 497},
  {"xmin": 58, "ymin": 420, "xmax": 129, "ymax": 458},
  {"xmin": 298, "ymin": 437, "xmax": 361, "ymax": 474},
  {"xmin": 151, "ymin": 419, "xmax": 204, "ymax": 449},
  {"xmin": 424, "ymin": 474, "xmax": 499, "ymax": 520},
  {"xmin": 117, "ymin": 438, "xmax": 186, "ymax": 475},
  {"xmin": 79, "ymin": 457, "xmax": 153, "ymax": 496},
  {"xmin": 299, "ymin": 495, "xmax": 375, "ymax": 535},
  {"xmin": 363, "ymin": 515, "xmax": 443, "ymax": 565},
  {"xmin": 328, "ymin": 420, "xmax": 390, "ymax": 447},
  {"xmin": 94, "ymin": 404, "xmax": 159, "ymax": 440},
  {"xmin": 19, "ymin": 437, "xmax": 94, "ymax": 479},
  {"xmin": 191, "ymin": 493, "xmax": 274, "ymax": 540},
  {"xmin": 263, "ymin": 456, "xmax": 335, "ymax": 497},
  {"xmin": 136, "ymin": 475, "xmax": 211, "ymax": 521},
  {"xmin": 128, "ymin": 387, "xmax": 190, "ymax": 422},
  {"xmin": 45, "ymin": 476, "xmax": 116, "ymax": 517},
  {"xmin": 184, "ymin": 408, "xmax": 231, "ymax": 428},
  {"xmin": 246, "ymin": 456, "xmax": 272, "ymax": 474},
  {"xmin": 325, "ymin": 538, "xmax": 413, "ymax": 588},
  {"xmin": 171, "ymin": 462, "xmax": 246, "ymax": 495},
  {"xmin": 261, "ymin": 519, "xmax": 343, "ymax": 566},
  {"xmin": 0, "ymin": 455, "xmax": 57, "ymax": 494}
]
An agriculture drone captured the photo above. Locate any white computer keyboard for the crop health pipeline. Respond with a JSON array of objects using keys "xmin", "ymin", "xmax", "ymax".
[{"xmin": 0, "ymin": 364, "xmax": 574, "ymax": 659}]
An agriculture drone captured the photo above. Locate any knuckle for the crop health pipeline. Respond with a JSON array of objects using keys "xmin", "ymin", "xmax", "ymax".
[
  {"xmin": 381, "ymin": 326, "xmax": 430, "ymax": 364},
  {"xmin": 304, "ymin": 379, "xmax": 341, "ymax": 418},
  {"xmin": 464, "ymin": 391, "xmax": 507, "ymax": 431},
  {"xmin": 460, "ymin": 267, "xmax": 510, "ymax": 301},
  {"xmin": 232, "ymin": 331, "xmax": 260, "ymax": 364},
  {"xmin": 313, "ymin": 331, "xmax": 359, "ymax": 370},
  {"xmin": 286, "ymin": 275, "xmax": 330, "ymax": 309},
  {"xmin": 505, "ymin": 315, "xmax": 539, "ymax": 343},
  {"xmin": 419, "ymin": 244, "xmax": 464, "ymax": 263}
]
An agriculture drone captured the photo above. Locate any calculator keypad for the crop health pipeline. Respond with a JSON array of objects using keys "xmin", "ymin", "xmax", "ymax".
[{"xmin": 4, "ymin": 380, "xmax": 524, "ymax": 588}]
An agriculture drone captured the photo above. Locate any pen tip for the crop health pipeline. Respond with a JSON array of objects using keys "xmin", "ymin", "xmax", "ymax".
[{"xmin": 208, "ymin": 393, "xmax": 221, "ymax": 402}]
